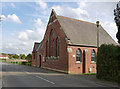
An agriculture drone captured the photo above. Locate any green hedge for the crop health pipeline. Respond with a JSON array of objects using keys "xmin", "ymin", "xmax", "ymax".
[
  {"xmin": 97, "ymin": 44, "xmax": 120, "ymax": 83},
  {"xmin": 22, "ymin": 62, "xmax": 32, "ymax": 66}
]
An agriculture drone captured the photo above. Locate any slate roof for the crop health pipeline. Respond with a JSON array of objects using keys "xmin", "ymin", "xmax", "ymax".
[
  {"xmin": 33, "ymin": 42, "xmax": 40, "ymax": 51},
  {"xmin": 36, "ymin": 41, "xmax": 43, "ymax": 52},
  {"xmin": 57, "ymin": 15, "xmax": 117, "ymax": 47}
]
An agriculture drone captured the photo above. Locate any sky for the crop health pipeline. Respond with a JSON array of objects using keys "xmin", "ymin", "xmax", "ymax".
[{"xmin": 0, "ymin": 0, "xmax": 119, "ymax": 55}]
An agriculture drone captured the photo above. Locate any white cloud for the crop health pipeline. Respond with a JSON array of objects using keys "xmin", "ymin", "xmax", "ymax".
[
  {"xmin": 13, "ymin": 17, "xmax": 46, "ymax": 54},
  {"xmin": 26, "ymin": 30, "xmax": 34, "ymax": 33},
  {"xmin": 0, "ymin": 15, "xmax": 6, "ymax": 21},
  {"xmin": 3, "ymin": 42, "xmax": 30, "ymax": 55},
  {"xmin": 102, "ymin": 21, "xmax": 118, "ymax": 43},
  {"xmin": 18, "ymin": 32, "xmax": 28, "ymax": 40},
  {"xmin": 1, "ymin": 14, "xmax": 22, "ymax": 24},
  {"xmin": 10, "ymin": 3, "xmax": 16, "ymax": 8},
  {"xmin": 7, "ymin": 14, "xmax": 22, "ymax": 24},
  {"xmin": 34, "ymin": 18, "xmax": 43, "ymax": 28},
  {"xmin": 20, "ymin": 42, "xmax": 28, "ymax": 46},
  {"xmin": 17, "ymin": 18, "xmax": 45, "ymax": 43},
  {"xmin": 5, "ymin": 43, "xmax": 18, "ymax": 49},
  {"xmin": 77, "ymin": 1, "xmax": 87, "ymax": 8},
  {"xmin": 52, "ymin": 4, "xmax": 89, "ymax": 21},
  {"xmin": 36, "ymin": 0, "xmax": 47, "ymax": 9}
]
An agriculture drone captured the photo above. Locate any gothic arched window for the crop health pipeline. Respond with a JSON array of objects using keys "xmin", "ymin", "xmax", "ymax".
[
  {"xmin": 56, "ymin": 37, "xmax": 59, "ymax": 57},
  {"xmin": 91, "ymin": 49, "xmax": 96, "ymax": 62},
  {"xmin": 76, "ymin": 48, "xmax": 82, "ymax": 62}
]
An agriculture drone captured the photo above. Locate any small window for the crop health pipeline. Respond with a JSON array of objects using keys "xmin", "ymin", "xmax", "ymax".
[
  {"xmin": 91, "ymin": 50, "xmax": 96, "ymax": 62},
  {"xmin": 76, "ymin": 49, "xmax": 82, "ymax": 62}
]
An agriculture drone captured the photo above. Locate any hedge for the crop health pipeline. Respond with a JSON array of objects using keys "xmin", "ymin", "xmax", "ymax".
[{"xmin": 97, "ymin": 44, "xmax": 120, "ymax": 83}]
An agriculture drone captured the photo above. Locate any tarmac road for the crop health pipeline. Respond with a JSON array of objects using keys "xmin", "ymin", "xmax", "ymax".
[{"xmin": 2, "ymin": 62, "xmax": 119, "ymax": 88}]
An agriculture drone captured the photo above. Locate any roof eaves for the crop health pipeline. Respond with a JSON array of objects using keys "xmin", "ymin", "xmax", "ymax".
[{"xmin": 68, "ymin": 43, "xmax": 97, "ymax": 48}]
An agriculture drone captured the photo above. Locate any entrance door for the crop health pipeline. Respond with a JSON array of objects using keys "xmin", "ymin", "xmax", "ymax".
[
  {"xmin": 39, "ymin": 55, "xmax": 41, "ymax": 67},
  {"xmin": 83, "ymin": 50, "xmax": 86, "ymax": 73}
]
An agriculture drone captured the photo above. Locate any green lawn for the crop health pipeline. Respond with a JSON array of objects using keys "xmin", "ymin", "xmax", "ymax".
[{"xmin": 84, "ymin": 73, "xmax": 96, "ymax": 75}]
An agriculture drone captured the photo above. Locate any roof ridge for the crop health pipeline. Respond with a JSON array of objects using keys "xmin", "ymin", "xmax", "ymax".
[
  {"xmin": 57, "ymin": 15, "xmax": 96, "ymax": 25},
  {"xmin": 35, "ymin": 42, "xmax": 40, "ymax": 44}
]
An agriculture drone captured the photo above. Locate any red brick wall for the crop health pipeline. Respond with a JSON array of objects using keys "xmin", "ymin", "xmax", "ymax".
[
  {"xmin": 68, "ymin": 45, "xmax": 97, "ymax": 74},
  {"xmin": 41, "ymin": 14, "xmax": 69, "ymax": 72},
  {"xmin": 32, "ymin": 52, "xmax": 38, "ymax": 67}
]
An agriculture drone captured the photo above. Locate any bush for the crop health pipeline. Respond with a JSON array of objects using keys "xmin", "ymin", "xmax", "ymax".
[
  {"xmin": 97, "ymin": 44, "xmax": 120, "ymax": 83},
  {"xmin": 22, "ymin": 62, "xmax": 26, "ymax": 65},
  {"xmin": 25, "ymin": 62, "xmax": 32, "ymax": 66},
  {"xmin": 2, "ymin": 59, "xmax": 6, "ymax": 62},
  {"xmin": 21, "ymin": 62, "xmax": 32, "ymax": 66}
]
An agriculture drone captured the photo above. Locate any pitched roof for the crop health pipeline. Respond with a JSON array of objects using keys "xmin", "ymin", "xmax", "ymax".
[
  {"xmin": 33, "ymin": 42, "xmax": 40, "ymax": 51},
  {"xmin": 57, "ymin": 15, "xmax": 117, "ymax": 47},
  {"xmin": 36, "ymin": 41, "xmax": 43, "ymax": 52}
]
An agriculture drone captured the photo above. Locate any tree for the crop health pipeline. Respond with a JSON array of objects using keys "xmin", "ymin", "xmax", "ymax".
[
  {"xmin": 1, "ymin": 53, "xmax": 6, "ymax": 55},
  {"xmin": 26, "ymin": 54, "xmax": 32, "ymax": 61},
  {"xmin": 19, "ymin": 54, "xmax": 26, "ymax": 59},
  {"xmin": 13, "ymin": 55, "xmax": 19, "ymax": 59},
  {"xmin": 114, "ymin": 1, "xmax": 120, "ymax": 44},
  {"xmin": 8, "ymin": 54, "xmax": 12, "ymax": 59}
]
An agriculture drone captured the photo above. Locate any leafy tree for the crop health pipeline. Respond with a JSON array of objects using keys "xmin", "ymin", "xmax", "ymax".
[
  {"xmin": 1, "ymin": 53, "xmax": 6, "ymax": 55},
  {"xmin": 26, "ymin": 53, "xmax": 32, "ymax": 61},
  {"xmin": 114, "ymin": 1, "xmax": 120, "ymax": 44},
  {"xmin": 8, "ymin": 54, "xmax": 13, "ymax": 59},
  {"xmin": 13, "ymin": 55, "xmax": 19, "ymax": 59},
  {"xmin": 19, "ymin": 54, "xmax": 26, "ymax": 59}
]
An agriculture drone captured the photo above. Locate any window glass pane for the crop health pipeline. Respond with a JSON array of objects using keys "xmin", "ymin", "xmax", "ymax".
[
  {"xmin": 56, "ymin": 38, "xmax": 59, "ymax": 57},
  {"xmin": 53, "ymin": 40, "xmax": 54, "ymax": 56},
  {"xmin": 50, "ymin": 41, "xmax": 53, "ymax": 56},
  {"xmin": 91, "ymin": 50, "xmax": 95, "ymax": 62},
  {"xmin": 76, "ymin": 49, "xmax": 81, "ymax": 62},
  {"xmin": 46, "ymin": 41, "xmax": 48, "ymax": 57}
]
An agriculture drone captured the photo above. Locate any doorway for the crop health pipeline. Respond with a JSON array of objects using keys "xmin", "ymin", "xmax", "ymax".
[
  {"xmin": 39, "ymin": 55, "xmax": 41, "ymax": 67},
  {"xmin": 83, "ymin": 50, "xmax": 86, "ymax": 73}
]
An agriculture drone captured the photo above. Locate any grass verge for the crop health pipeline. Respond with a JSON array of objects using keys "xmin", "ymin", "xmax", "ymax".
[{"xmin": 84, "ymin": 73, "xmax": 96, "ymax": 75}]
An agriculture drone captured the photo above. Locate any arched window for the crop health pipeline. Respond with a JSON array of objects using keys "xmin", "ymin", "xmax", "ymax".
[
  {"xmin": 53, "ymin": 40, "xmax": 54, "ymax": 56},
  {"xmin": 49, "ymin": 29, "xmax": 53, "ymax": 57},
  {"xmin": 56, "ymin": 37, "xmax": 59, "ymax": 57},
  {"xmin": 50, "ymin": 40, "xmax": 53, "ymax": 56},
  {"xmin": 76, "ymin": 48, "xmax": 82, "ymax": 62},
  {"xmin": 46, "ymin": 41, "xmax": 48, "ymax": 57},
  {"xmin": 91, "ymin": 49, "xmax": 96, "ymax": 62}
]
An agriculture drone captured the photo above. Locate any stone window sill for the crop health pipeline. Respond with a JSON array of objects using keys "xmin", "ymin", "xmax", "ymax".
[
  {"xmin": 76, "ymin": 61, "xmax": 81, "ymax": 64},
  {"xmin": 91, "ymin": 61, "xmax": 96, "ymax": 64}
]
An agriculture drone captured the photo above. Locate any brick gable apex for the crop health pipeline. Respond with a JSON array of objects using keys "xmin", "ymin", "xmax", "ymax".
[
  {"xmin": 43, "ymin": 9, "xmax": 68, "ymax": 43},
  {"xmin": 47, "ymin": 9, "xmax": 57, "ymax": 25}
]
